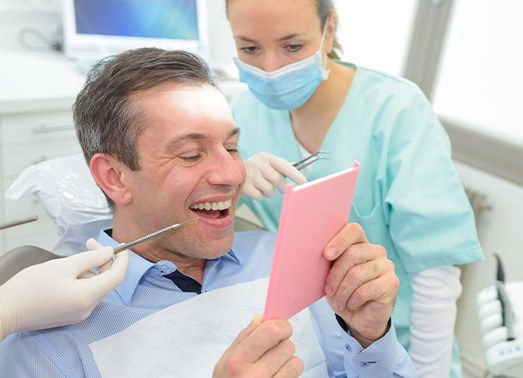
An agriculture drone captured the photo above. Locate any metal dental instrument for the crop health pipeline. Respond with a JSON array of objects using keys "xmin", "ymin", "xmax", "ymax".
[
  {"xmin": 494, "ymin": 254, "xmax": 515, "ymax": 341},
  {"xmin": 293, "ymin": 151, "xmax": 330, "ymax": 171},
  {"xmin": 0, "ymin": 215, "xmax": 38, "ymax": 230},
  {"xmin": 112, "ymin": 217, "xmax": 199, "ymax": 254}
]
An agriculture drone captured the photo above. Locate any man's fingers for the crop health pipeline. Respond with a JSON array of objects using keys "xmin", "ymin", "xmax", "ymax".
[
  {"xmin": 228, "ymin": 315, "xmax": 263, "ymax": 350},
  {"xmin": 323, "ymin": 223, "xmax": 368, "ymax": 261},
  {"xmin": 324, "ymin": 242, "xmax": 386, "ymax": 296},
  {"xmin": 255, "ymin": 339, "xmax": 298, "ymax": 377},
  {"xmin": 273, "ymin": 356, "xmax": 304, "ymax": 378},
  {"xmin": 345, "ymin": 273, "xmax": 398, "ymax": 311},
  {"xmin": 237, "ymin": 320, "xmax": 293, "ymax": 363},
  {"xmin": 334, "ymin": 261, "xmax": 391, "ymax": 311},
  {"xmin": 329, "ymin": 259, "xmax": 388, "ymax": 310}
]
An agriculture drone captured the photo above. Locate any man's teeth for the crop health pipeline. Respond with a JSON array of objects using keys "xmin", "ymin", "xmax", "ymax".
[{"xmin": 190, "ymin": 199, "xmax": 232, "ymax": 211}]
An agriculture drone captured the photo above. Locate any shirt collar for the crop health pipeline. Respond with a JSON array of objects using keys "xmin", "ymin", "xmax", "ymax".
[{"xmin": 98, "ymin": 229, "xmax": 242, "ymax": 305}]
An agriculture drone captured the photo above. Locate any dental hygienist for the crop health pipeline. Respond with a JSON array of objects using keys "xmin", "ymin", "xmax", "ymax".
[
  {"xmin": 0, "ymin": 240, "xmax": 129, "ymax": 341},
  {"xmin": 226, "ymin": 0, "xmax": 483, "ymax": 376}
]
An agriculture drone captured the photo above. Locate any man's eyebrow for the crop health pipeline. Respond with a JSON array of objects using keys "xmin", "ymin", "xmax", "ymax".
[
  {"xmin": 164, "ymin": 128, "xmax": 240, "ymax": 152},
  {"xmin": 229, "ymin": 127, "xmax": 241, "ymax": 139}
]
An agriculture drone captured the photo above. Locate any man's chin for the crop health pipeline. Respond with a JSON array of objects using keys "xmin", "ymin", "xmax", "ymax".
[{"xmin": 194, "ymin": 235, "xmax": 234, "ymax": 259}]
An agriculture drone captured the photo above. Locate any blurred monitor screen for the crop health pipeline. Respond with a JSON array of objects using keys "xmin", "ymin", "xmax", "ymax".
[{"xmin": 62, "ymin": 0, "xmax": 208, "ymax": 60}]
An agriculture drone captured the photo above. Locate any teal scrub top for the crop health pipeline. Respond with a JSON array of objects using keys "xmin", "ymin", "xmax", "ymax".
[{"xmin": 232, "ymin": 64, "xmax": 483, "ymax": 373}]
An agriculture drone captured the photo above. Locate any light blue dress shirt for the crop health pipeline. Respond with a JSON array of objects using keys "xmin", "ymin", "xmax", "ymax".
[
  {"xmin": 0, "ymin": 230, "xmax": 416, "ymax": 377},
  {"xmin": 232, "ymin": 63, "xmax": 484, "ymax": 376}
]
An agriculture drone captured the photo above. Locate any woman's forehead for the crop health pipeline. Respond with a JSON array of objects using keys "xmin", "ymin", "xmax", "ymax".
[{"xmin": 228, "ymin": 0, "xmax": 320, "ymax": 29}]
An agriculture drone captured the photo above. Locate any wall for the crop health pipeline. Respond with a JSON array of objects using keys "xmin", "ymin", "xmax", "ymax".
[
  {"xmin": 453, "ymin": 161, "xmax": 523, "ymax": 376},
  {"xmin": 0, "ymin": 0, "xmax": 235, "ymax": 70}
]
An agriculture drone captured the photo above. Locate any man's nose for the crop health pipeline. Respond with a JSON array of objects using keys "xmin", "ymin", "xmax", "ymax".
[{"xmin": 207, "ymin": 150, "xmax": 244, "ymax": 187}]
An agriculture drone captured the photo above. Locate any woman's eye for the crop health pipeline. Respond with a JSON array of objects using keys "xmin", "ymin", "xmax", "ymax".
[
  {"xmin": 286, "ymin": 44, "xmax": 302, "ymax": 53},
  {"xmin": 239, "ymin": 46, "xmax": 258, "ymax": 54}
]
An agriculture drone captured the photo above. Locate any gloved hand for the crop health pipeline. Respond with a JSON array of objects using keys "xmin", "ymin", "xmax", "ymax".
[
  {"xmin": 243, "ymin": 152, "xmax": 307, "ymax": 200},
  {"xmin": 0, "ymin": 239, "xmax": 129, "ymax": 340}
]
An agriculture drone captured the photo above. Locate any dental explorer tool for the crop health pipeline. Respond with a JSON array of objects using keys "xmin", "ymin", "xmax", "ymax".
[{"xmin": 112, "ymin": 217, "xmax": 199, "ymax": 254}]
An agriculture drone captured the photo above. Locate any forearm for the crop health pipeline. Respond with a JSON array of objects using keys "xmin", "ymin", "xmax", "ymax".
[{"xmin": 409, "ymin": 265, "xmax": 462, "ymax": 376}]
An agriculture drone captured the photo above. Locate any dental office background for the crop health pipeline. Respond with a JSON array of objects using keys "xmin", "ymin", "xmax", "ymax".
[{"xmin": 0, "ymin": 0, "xmax": 521, "ymax": 376}]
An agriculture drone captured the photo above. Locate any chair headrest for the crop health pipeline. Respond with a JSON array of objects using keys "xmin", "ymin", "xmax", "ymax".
[{"xmin": 5, "ymin": 154, "xmax": 112, "ymax": 255}]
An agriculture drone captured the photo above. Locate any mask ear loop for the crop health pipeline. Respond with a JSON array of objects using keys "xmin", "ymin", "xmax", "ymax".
[
  {"xmin": 318, "ymin": 18, "xmax": 331, "ymax": 72},
  {"xmin": 319, "ymin": 18, "xmax": 329, "ymax": 51}
]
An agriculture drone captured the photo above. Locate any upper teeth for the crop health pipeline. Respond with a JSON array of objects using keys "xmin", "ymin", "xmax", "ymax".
[{"xmin": 190, "ymin": 199, "xmax": 232, "ymax": 211}]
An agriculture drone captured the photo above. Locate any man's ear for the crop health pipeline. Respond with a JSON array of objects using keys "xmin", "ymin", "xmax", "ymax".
[{"xmin": 89, "ymin": 153, "xmax": 133, "ymax": 205}]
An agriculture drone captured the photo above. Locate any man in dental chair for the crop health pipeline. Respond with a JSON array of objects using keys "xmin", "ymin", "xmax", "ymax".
[{"xmin": 0, "ymin": 48, "xmax": 416, "ymax": 377}]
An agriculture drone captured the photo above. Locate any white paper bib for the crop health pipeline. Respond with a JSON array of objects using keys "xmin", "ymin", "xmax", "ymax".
[{"xmin": 90, "ymin": 278, "xmax": 328, "ymax": 377}]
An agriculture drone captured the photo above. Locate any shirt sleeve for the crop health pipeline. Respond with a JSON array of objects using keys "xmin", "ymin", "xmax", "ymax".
[
  {"xmin": 0, "ymin": 332, "xmax": 67, "ymax": 377},
  {"xmin": 341, "ymin": 320, "xmax": 418, "ymax": 377}
]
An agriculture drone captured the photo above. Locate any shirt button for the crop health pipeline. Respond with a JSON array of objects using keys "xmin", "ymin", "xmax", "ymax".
[
  {"xmin": 360, "ymin": 362, "xmax": 368, "ymax": 368},
  {"xmin": 344, "ymin": 343, "xmax": 351, "ymax": 351}
]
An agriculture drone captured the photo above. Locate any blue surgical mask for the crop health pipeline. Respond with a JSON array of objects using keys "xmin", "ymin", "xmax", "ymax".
[{"xmin": 233, "ymin": 23, "xmax": 330, "ymax": 110}]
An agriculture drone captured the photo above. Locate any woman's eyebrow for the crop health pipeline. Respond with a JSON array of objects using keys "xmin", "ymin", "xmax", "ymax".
[
  {"xmin": 276, "ymin": 33, "xmax": 306, "ymax": 42},
  {"xmin": 236, "ymin": 33, "xmax": 305, "ymax": 44}
]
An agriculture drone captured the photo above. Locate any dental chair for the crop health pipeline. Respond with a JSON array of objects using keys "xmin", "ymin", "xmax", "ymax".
[
  {"xmin": 0, "ymin": 246, "xmax": 60, "ymax": 285},
  {"xmin": 1, "ymin": 154, "xmax": 263, "ymax": 285}
]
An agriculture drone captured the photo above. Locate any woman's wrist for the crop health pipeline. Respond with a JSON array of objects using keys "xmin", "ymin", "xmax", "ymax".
[{"xmin": 0, "ymin": 288, "xmax": 19, "ymax": 341}]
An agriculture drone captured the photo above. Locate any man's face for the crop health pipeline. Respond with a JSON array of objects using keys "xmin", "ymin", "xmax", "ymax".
[{"xmin": 123, "ymin": 83, "xmax": 246, "ymax": 262}]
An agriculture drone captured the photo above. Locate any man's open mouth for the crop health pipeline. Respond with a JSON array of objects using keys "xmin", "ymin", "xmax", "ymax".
[{"xmin": 189, "ymin": 199, "xmax": 232, "ymax": 219}]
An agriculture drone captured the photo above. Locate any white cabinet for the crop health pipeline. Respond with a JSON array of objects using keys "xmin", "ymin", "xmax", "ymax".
[{"xmin": 0, "ymin": 50, "xmax": 85, "ymax": 255}]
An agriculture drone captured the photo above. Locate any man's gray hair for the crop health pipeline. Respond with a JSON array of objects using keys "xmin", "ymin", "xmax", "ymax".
[{"xmin": 74, "ymin": 48, "xmax": 218, "ymax": 171}]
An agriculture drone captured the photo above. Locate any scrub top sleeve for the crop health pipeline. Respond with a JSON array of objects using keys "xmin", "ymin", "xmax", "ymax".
[
  {"xmin": 383, "ymin": 90, "xmax": 483, "ymax": 273},
  {"xmin": 231, "ymin": 93, "xmax": 250, "ymax": 160}
]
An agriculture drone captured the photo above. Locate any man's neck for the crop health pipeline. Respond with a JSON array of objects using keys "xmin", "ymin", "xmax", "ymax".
[
  {"xmin": 110, "ymin": 216, "xmax": 206, "ymax": 283},
  {"xmin": 135, "ymin": 246, "xmax": 207, "ymax": 284}
]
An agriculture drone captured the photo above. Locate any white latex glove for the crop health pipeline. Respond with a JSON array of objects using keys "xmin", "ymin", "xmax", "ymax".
[
  {"xmin": 0, "ymin": 239, "xmax": 129, "ymax": 341},
  {"xmin": 243, "ymin": 152, "xmax": 307, "ymax": 200}
]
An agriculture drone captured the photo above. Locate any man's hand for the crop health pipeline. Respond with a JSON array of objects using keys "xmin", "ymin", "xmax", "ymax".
[
  {"xmin": 323, "ymin": 223, "xmax": 399, "ymax": 348},
  {"xmin": 213, "ymin": 316, "xmax": 304, "ymax": 377}
]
